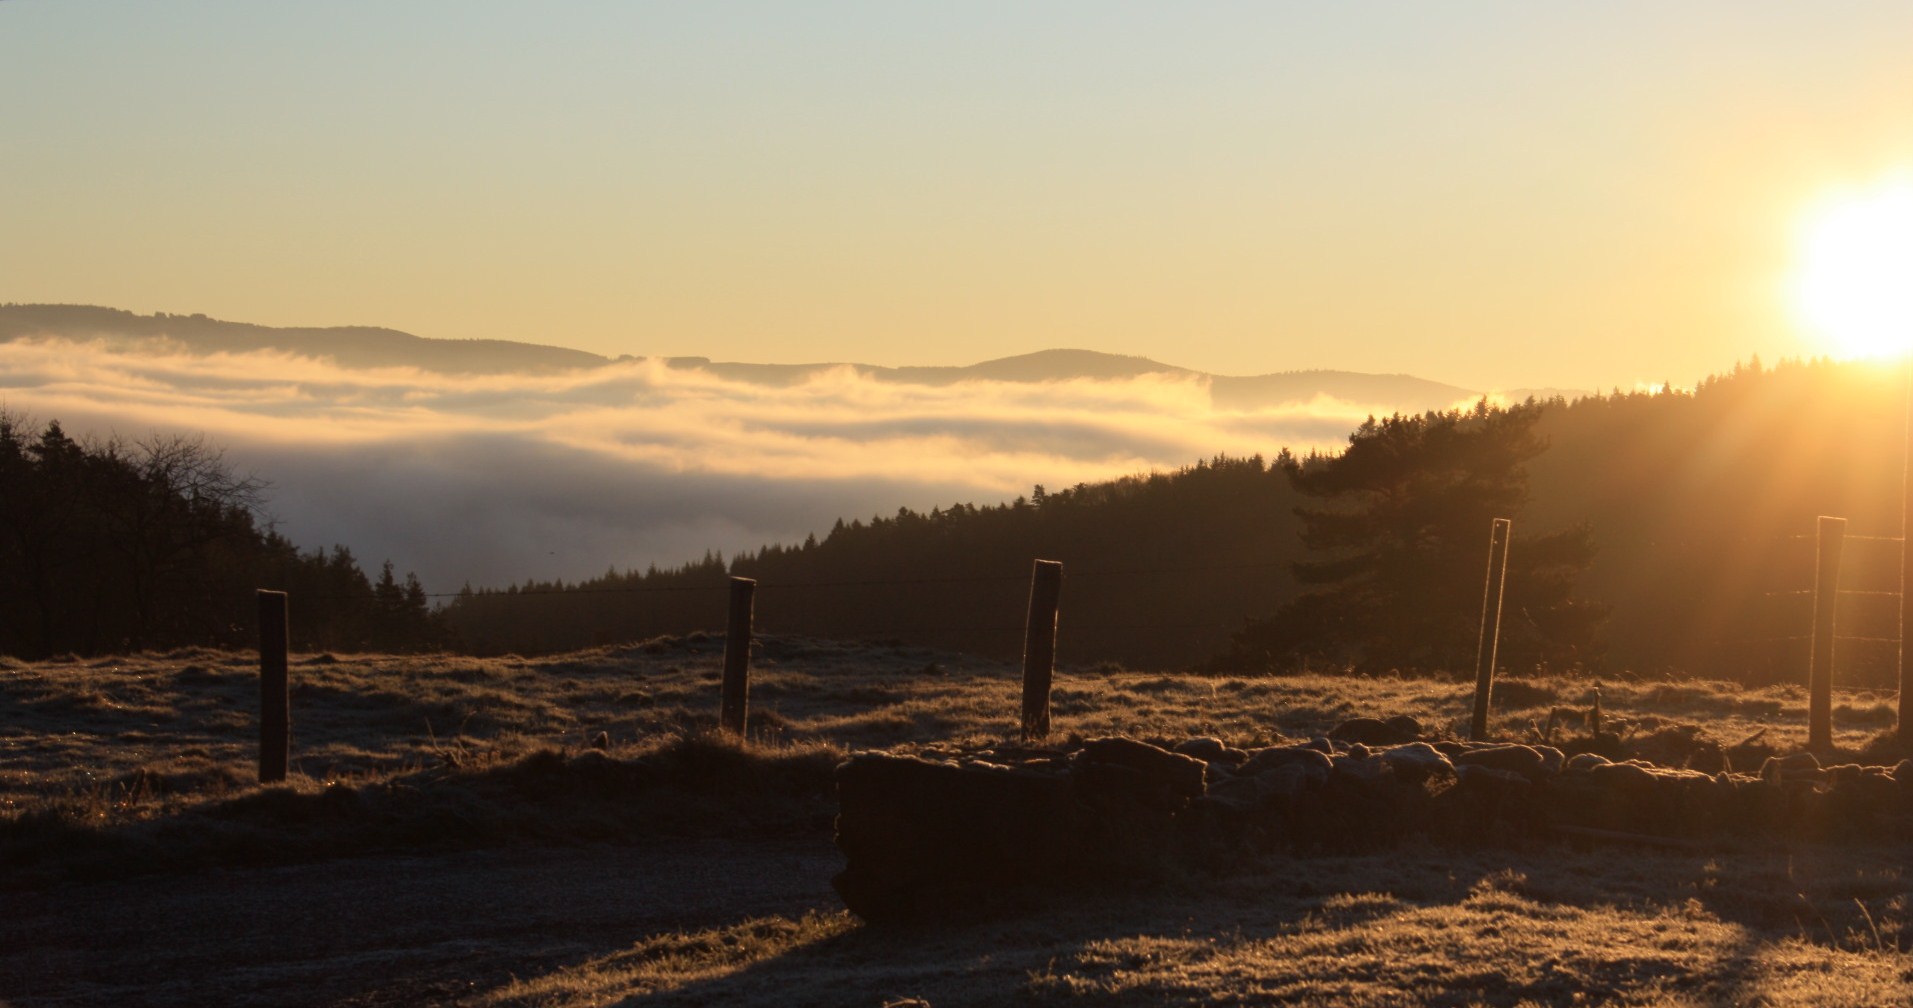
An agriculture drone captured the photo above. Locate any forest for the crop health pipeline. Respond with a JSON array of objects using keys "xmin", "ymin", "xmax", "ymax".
[
  {"xmin": 7, "ymin": 356, "xmax": 1909, "ymax": 687},
  {"xmin": 0, "ymin": 413, "xmax": 437, "ymax": 657},
  {"xmin": 442, "ymin": 356, "xmax": 1913, "ymax": 687}
]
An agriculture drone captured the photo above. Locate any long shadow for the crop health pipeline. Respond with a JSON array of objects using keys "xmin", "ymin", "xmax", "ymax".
[
  {"xmin": 0, "ymin": 836, "xmax": 843, "ymax": 1008},
  {"xmin": 568, "ymin": 838, "xmax": 1908, "ymax": 1007}
]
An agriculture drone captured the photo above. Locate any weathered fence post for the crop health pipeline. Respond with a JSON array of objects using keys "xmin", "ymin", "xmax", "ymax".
[
  {"xmin": 1809, "ymin": 515, "xmax": 1845, "ymax": 755},
  {"xmin": 257, "ymin": 589, "xmax": 290, "ymax": 784},
  {"xmin": 1020, "ymin": 559, "xmax": 1064, "ymax": 743},
  {"xmin": 1901, "ymin": 368, "xmax": 1913, "ymax": 746},
  {"xmin": 1470, "ymin": 517, "xmax": 1513, "ymax": 741},
  {"xmin": 720, "ymin": 577, "xmax": 755, "ymax": 737}
]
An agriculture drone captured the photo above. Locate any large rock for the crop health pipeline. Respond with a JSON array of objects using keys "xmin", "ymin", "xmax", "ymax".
[
  {"xmin": 1453, "ymin": 744, "xmax": 1551, "ymax": 782},
  {"xmin": 834, "ymin": 737, "xmax": 1210, "ymax": 922},
  {"xmin": 835, "ymin": 736, "xmax": 1913, "ymax": 923},
  {"xmin": 1379, "ymin": 742, "xmax": 1455, "ymax": 787},
  {"xmin": 1238, "ymin": 745, "xmax": 1334, "ymax": 779},
  {"xmin": 1074, "ymin": 737, "xmax": 1207, "ymax": 804},
  {"xmin": 1174, "ymin": 736, "xmax": 1248, "ymax": 768},
  {"xmin": 832, "ymin": 753, "xmax": 1075, "ymax": 922}
]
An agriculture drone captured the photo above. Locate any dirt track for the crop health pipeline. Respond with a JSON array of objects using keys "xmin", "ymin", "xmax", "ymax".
[{"xmin": 1, "ymin": 834, "xmax": 842, "ymax": 1007}]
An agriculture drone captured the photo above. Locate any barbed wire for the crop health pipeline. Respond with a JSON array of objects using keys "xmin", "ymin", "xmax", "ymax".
[
  {"xmin": 267, "ymin": 536, "xmax": 1913, "ymax": 654},
  {"xmin": 393, "ymin": 557, "xmax": 1292, "ymax": 603},
  {"xmin": 754, "ymin": 620, "xmax": 1234, "ymax": 635},
  {"xmin": 1724, "ymin": 635, "xmax": 1902, "ymax": 645},
  {"xmin": 1761, "ymin": 589, "xmax": 1903, "ymax": 598}
]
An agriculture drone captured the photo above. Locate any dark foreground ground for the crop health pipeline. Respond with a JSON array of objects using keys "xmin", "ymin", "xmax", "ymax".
[
  {"xmin": 1, "ymin": 835, "xmax": 840, "ymax": 1007},
  {"xmin": 4, "ymin": 646, "xmax": 1910, "ymax": 1006}
]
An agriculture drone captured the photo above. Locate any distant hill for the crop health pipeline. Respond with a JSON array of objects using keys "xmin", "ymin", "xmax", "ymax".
[
  {"xmin": 0, "ymin": 304, "xmax": 609, "ymax": 374},
  {"xmin": 0, "ymin": 304, "xmax": 1587, "ymax": 412}
]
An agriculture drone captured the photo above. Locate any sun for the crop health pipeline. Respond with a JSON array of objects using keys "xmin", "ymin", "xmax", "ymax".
[{"xmin": 1790, "ymin": 178, "xmax": 1913, "ymax": 360}]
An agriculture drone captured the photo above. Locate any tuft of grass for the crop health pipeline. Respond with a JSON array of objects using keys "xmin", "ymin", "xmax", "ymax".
[{"xmin": 478, "ymin": 911, "xmax": 858, "ymax": 1006}]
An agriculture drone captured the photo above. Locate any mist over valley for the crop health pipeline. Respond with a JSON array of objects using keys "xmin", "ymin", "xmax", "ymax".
[{"xmin": 0, "ymin": 304, "xmax": 1577, "ymax": 593}]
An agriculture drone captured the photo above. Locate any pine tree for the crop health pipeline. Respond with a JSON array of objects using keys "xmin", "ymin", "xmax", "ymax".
[{"xmin": 1225, "ymin": 402, "xmax": 1602, "ymax": 672}]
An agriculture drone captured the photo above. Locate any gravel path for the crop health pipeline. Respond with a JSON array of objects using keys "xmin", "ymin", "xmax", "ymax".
[{"xmin": 2, "ymin": 834, "xmax": 843, "ymax": 1007}]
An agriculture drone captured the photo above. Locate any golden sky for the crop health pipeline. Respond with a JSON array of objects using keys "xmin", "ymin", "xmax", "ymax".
[{"xmin": 5, "ymin": 2, "xmax": 1913, "ymax": 390}]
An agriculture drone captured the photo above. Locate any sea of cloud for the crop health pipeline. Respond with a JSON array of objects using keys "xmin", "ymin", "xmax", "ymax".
[{"xmin": 0, "ymin": 337, "xmax": 1416, "ymax": 592}]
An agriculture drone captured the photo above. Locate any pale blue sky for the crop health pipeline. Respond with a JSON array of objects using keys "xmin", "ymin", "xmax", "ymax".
[{"xmin": 6, "ymin": 1, "xmax": 1912, "ymax": 388}]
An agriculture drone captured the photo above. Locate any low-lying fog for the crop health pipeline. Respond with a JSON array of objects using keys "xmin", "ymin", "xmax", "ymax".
[{"xmin": 2, "ymin": 337, "xmax": 1469, "ymax": 591}]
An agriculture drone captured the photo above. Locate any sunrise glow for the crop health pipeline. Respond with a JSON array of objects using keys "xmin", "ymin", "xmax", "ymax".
[{"xmin": 1791, "ymin": 178, "xmax": 1913, "ymax": 361}]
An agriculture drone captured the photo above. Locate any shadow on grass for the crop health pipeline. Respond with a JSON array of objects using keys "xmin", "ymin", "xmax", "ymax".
[{"xmin": 542, "ymin": 840, "xmax": 1910, "ymax": 1008}]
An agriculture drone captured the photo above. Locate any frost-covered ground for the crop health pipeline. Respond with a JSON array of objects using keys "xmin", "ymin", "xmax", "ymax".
[{"xmin": 2, "ymin": 640, "xmax": 1907, "ymax": 1006}]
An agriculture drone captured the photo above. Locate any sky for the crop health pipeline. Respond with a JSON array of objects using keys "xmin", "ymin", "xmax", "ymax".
[
  {"xmin": 7, "ymin": 2, "xmax": 1913, "ymax": 589},
  {"xmin": 7, "ymin": 2, "xmax": 1913, "ymax": 392}
]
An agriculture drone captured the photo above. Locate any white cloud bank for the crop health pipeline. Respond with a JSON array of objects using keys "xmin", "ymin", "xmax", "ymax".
[{"xmin": 0, "ymin": 338, "xmax": 1422, "ymax": 591}]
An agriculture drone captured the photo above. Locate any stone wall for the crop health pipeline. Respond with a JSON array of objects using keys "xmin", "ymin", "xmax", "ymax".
[{"xmin": 833, "ymin": 731, "xmax": 1913, "ymax": 923}]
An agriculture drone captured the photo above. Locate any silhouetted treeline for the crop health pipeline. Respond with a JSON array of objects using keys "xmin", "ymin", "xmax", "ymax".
[
  {"xmin": 1526, "ymin": 357, "xmax": 1909, "ymax": 686},
  {"xmin": 442, "ymin": 455, "xmax": 1308, "ymax": 665},
  {"xmin": 443, "ymin": 357, "xmax": 1913, "ymax": 687},
  {"xmin": 22, "ymin": 355, "xmax": 1901, "ymax": 686},
  {"xmin": 0, "ymin": 414, "xmax": 438, "ymax": 657}
]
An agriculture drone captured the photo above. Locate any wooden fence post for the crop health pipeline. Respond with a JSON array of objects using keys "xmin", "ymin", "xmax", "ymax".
[
  {"xmin": 1470, "ymin": 518, "xmax": 1513, "ymax": 741},
  {"xmin": 1809, "ymin": 515, "xmax": 1845, "ymax": 755},
  {"xmin": 257, "ymin": 589, "xmax": 290, "ymax": 784},
  {"xmin": 1020, "ymin": 559, "xmax": 1064, "ymax": 743},
  {"xmin": 1901, "ymin": 365, "xmax": 1913, "ymax": 747},
  {"xmin": 721, "ymin": 577, "xmax": 755, "ymax": 737}
]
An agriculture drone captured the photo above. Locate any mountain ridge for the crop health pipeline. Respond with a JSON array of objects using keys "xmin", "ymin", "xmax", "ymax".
[{"xmin": 0, "ymin": 303, "xmax": 1585, "ymax": 409}]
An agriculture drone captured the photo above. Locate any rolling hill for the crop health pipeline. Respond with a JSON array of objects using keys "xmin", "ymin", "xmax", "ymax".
[{"xmin": 0, "ymin": 304, "xmax": 1582, "ymax": 412}]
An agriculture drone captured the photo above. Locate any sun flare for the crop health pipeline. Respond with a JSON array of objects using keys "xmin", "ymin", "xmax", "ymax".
[{"xmin": 1790, "ymin": 178, "xmax": 1913, "ymax": 360}]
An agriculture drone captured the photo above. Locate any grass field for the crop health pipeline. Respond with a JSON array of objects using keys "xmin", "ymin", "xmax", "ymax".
[{"xmin": 3, "ymin": 637, "xmax": 1909, "ymax": 1005}]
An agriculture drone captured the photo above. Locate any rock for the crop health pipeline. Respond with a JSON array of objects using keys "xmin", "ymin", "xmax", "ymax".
[
  {"xmin": 1068, "ymin": 739, "xmax": 1209, "ymax": 872},
  {"xmin": 1760, "ymin": 752, "xmax": 1824, "ymax": 785},
  {"xmin": 1453, "ymin": 744, "xmax": 1551, "ymax": 782},
  {"xmin": 832, "ymin": 753, "xmax": 1075, "ymax": 923},
  {"xmin": 1074, "ymin": 737, "xmax": 1207, "ymax": 801},
  {"xmin": 833, "ymin": 733, "xmax": 1913, "ymax": 924},
  {"xmin": 1825, "ymin": 763, "xmax": 1865, "ymax": 786},
  {"xmin": 1547, "ymin": 760, "xmax": 1668, "ymax": 834},
  {"xmin": 1205, "ymin": 771, "xmax": 1284, "ymax": 808},
  {"xmin": 1441, "ymin": 764, "xmax": 1537, "ymax": 837},
  {"xmin": 1329, "ymin": 715, "xmax": 1422, "ymax": 746},
  {"xmin": 1330, "ymin": 753, "xmax": 1389, "ymax": 786},
  {"xmin": 1260, "ymin": 760, "xmax": 1329, "ymax": 797},
  {"xmin": 1174, "ymin": 736, "xmax": 1247, "ymax": 767},
  {"xmin": 1385, "ymin": 714, "xmax": 1424, "ymax": 740},
  {"xmin": 1563, "ymin": 752, "xmax": 1611, "ymax": 773},
  {"xmin": 1239, "ymin": 745, "xmax": 1334, "ymax": 779},
  {"xmin": 1379, "ymin": 742, "xmax": 1455, "ymax": 786},
  {"xmin": 1456, "ymin": 763, "xmax": 1531, "ymax": 793}
]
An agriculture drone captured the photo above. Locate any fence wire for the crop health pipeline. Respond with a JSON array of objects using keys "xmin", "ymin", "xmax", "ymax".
[
  {"xmin": 271, "ymin": 525, "xmax": 1913, "ymax": 661},
  {"xmin": 369, "ymin": 557, "xmax": 1294, "ymax": 603}
]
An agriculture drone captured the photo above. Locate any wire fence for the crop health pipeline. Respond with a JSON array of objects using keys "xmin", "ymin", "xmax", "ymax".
[{"xmin": 277, "ymin": 520, "xmax": 1913, "ymax": 689}]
